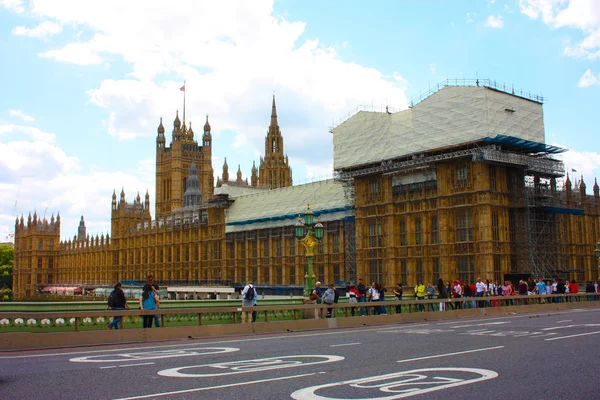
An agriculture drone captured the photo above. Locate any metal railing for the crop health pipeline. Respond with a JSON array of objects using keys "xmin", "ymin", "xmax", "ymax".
[{"xmin": 1, "ymin": 293, "xmax": 598, "ymax": 333}]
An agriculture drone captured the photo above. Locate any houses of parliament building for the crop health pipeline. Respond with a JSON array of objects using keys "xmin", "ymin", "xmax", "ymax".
[{"xmin": 13, "ymin": 83, "xmax": 600, "ymax": 299}]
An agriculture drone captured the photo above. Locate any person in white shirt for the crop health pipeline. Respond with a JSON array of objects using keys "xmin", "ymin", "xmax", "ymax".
[
  {"xmin": 368, "ymin": 283, "xmax": 380, "ymax": 315},
  {"xmin": 475, "ymin": 278, "xmax": 487, "ymax": 308}
]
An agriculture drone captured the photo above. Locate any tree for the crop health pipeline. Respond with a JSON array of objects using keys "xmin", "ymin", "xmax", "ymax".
[{"xmin": 0, "ymin": 244, "xmax": 13, "ymax": 301}]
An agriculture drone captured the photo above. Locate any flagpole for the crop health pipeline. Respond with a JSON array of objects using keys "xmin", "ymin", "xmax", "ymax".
[{"xmin": 183, "ymin": 80, "xmax": 186, "ymax": 123}]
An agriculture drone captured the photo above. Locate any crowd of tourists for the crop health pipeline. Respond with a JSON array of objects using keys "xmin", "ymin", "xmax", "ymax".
[{"xmin": 311, "ymin": 277, "xmax": 600, "ymax": 318}]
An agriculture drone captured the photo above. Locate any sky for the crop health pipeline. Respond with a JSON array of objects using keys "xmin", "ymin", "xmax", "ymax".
[{"xmin": 1, "ymin": 0, "xmax": 599, "ymax": 241}]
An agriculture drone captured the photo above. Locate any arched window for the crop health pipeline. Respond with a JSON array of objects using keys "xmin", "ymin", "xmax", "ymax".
[{"xmin": 272, "ymin": 140, "xmax": 276, "ymax": 153}]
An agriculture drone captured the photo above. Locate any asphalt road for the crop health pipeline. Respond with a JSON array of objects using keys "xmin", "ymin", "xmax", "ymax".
[{"xmin": 1, "ymin": 307, "xmax": 600, "ymax": 400}]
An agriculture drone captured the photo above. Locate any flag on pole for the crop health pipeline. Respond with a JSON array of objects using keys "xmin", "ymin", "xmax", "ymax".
[{"xmin": 180, "ymin": 84, "xmax": 185, "ymax": 92}]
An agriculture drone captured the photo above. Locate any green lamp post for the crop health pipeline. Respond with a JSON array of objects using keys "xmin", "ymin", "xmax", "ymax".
[{"xmin": 295, "ymin": 204, "xmax": 324, "ymax": 297}]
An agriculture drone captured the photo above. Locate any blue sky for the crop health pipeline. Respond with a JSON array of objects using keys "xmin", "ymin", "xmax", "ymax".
[{"xmin": 0, "ymin": 0, "xmax": 599, "ymax": 240}]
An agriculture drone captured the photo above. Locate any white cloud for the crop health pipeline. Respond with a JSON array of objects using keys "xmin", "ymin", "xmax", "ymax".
[
  {"xmin": 3, "ymin": 0, "xmax": 411, "ymax": 238},
  {"xmin": 577, "ymin": 68, "xmax": 600, "ymax": 87},
  {"xmin": 557, "ymin": 147, "xmax": 600, "ymax": 191},
  {"xmin": 40, "ymin": 41, "xmax": 104, "ymax": 65},
  {"xmin": 12, "ymin": 21, "xmax": 62, "ymax": 38},
  {"xmin": 8, "ymin": 109, "xmax": 35, "ymax": 122},
  {"xmin": 0, "ymin": 0, "xmax": 24, "ymax": 14},
  {"xmin": 466, "ymin": 12, "xmax": 475, "ymax": 24},
  {"xmin": 520, "ymin": 0, "xmax": 600, "ymax": 58},
  {"xmin": 0, "ymin": 121, "xmax": 154, "ymax": 240},
  {"xmin": 485, "ymin": 15, "xmax": 504, "ymax": 28},
  {"xmin": 429, "ymin": 64, "xmax": 436, "ymax": 75}
]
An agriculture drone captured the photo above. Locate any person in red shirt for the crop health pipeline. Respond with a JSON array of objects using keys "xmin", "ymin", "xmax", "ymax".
[{"xmin": 570, "ymin": 281, "xmax": 579, "ymax": 302}]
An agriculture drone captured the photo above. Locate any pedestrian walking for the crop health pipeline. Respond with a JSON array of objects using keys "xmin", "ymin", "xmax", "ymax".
[
  {"xmin": 139, "ymin": 283, "xmax": 159, "ymax": 328},
  {"xmin": 107, "ymin": 282, "xmax": 129, "ymax": 330},
  {"xmin": 311, "ymin": 282, "xmax": 323, "ymax": 319},
  {"xmin": 323, "ymin": 284, "xmax": 336, "ymax": 318},
  {"xmin": 147, "ymin": 275, "xmax": 161, "ymax": 327},
  {"xmin": 348, "ymin": 285, "xmax": 358, "ymax": 316},
  {"xmin": 393, "ymin": 283, "xmax": 403, "ymax": 314},
  {"xmin": 240, "ymin": 281, "xmax": 255, "ymax": 323},
  {"xmin": 437, "ymin": 279, "xmax": 447, "ymax": 311},
  {"xmin": 357, "ymin": 278, "xmax": 367, "ymax": 316}
]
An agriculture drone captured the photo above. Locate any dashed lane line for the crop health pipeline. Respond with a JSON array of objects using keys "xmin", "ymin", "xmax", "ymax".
[
  {"xmin": 396, "ymin": 346, "xmax": 504, "ymax": 364},
  {"xmin": 112, "ymin": 372, "xmax": 316, "ymax": 400},
  {"xmin": 545, "ymin": 330, "xmax": 600, "ymax": 341}
]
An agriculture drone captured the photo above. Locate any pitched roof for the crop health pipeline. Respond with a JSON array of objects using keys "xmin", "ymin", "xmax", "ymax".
[{"xmin": 224, "ymin": 179, "xmax": 352, "ymax": 233}]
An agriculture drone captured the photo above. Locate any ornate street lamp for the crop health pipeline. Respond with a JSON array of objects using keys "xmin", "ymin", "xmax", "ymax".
[{"xmin": 295, "ymin": 204, "xmax": 324, "ymax": 296}]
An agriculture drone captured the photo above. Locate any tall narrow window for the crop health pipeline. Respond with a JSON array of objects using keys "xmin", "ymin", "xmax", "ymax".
[
  {"xmin": 399, "ymin": 219, "xmax": 407, "ymax": 246},
  {"xmin": 332, "ymin": 232, "xmax": 340, "ymax": 253},
  {"xmin": 430, "ymin": 215, "xmax": 439, "ymax": 244},
  {"xmin": 494, "ymin": 255, "xmax": 501, "ymax": 282},
  {"xmin": 489, "ymin": 166, "xmax": 497, "ymax": 191},
  {"xmin": 272, "ymin": 140, "xmax": 276, "ymax": 153},
  {"xmin": 416, "ymin": 260, "xmax": 424, "ymax": 283},
  {"xmin": 415, "ymin": 217, "xmax": 422, "ymax": 245},
  {"xmin": 457, "ymin": 164, "xmax": 468, "ymax": 188},
  {"xmin": 433, "ymin": 258, "xmax": 440, "ymax": 279},
  {"xmin": 456, "ymin": 210, "xmax": 473, "ymax": 242},
  {"xmin": 458, "ymin": 256, "xmax": 475, "ymax": 284},
  {"xmin": 492, "ymin": 212, "xmax": 500, "ymax": 242},
  {"xmin": 369, "ymin": 179, "xmax": 380, "ymax": 202},
  {"xmin": 401, "ymin": 260, "xmax": 408, "ymax": 285}
]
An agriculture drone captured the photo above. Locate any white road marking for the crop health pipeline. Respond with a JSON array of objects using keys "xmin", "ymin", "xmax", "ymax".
[
  {"xmin": 113, "ymin": 372, "xmax": 316, "ymax": 400},
  {"xmin": 329, "ymin": 342, "xmax": 360, "ymax": 347},
  {"xmin": 545, "ymin": 331, "xmax": 600, "ymax": 341},
  {"xmin": 450, "ymin": 321, "xmax": 510, "ymax": 328},
  {"xmin": 4, "ymin": 308, "xmax": 600, "ymax": 360},
  {"xmin": 291, "ymin": 367, "xmax": 499, "ymax": 400},
  {"xmin": 541, "ymin": 324, "xmax": 600, "ymax": 331},
  {"xmin": 100, "ymin": 362, "xmax": 155, "ymax": 369},
  {"xmin": 158, "ymin": 355, "xmax": 345, "ymax": 378},
  {"xmin": 396, "ymin": 346, "xmax": 503, "ymax": 363},
  {"xmin": 70, "ymin": 346, "xmax": 238, "ymax": 363},
  {"xmin": 0, "ymin": 325, "xmax": 427, "ymax": 359},
  {"xmin": 556, "ymin": 320, "xmax": 572, "ymax": 323},
  {"xmin": 117, "ymin": 362, "xmax": 155, "ymax": 368}
]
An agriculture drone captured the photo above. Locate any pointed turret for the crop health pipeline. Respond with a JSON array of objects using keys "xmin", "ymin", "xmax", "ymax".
[
  {"xmin": 236, "ymin": 165, "xmax": 243, "ymax": 183},
  {"xmin": 112, "ymin": 189, "xmax": 117, "ymax": 210},
  {"xmin": 145, "ymin": 190, "xmax": 150, "ymax": 209},
  {"xmin": 251, "ymin": 160, "xmax": 258, "ymax": 188},
  {"xmin": 172, "ymin": 110, "xmax": 182, "ymax": 141},
  {"xmin": 156, "ymin": 117, "xmax": 166, "ymax": 147},
  {"xmin": 77, "ymin": 216, "xmax": 86, "ymax": 242},
  {"xmin": 222, "ymin": 157, "xmax": 229, "ymax": 183},
  {"xmin": 270, "ymin": 94, "xmax": 278, "ymax": 128},
  {"xmin": 136, "ymin": 191, "xmax": 141, "ymax": 203},
  {"xmin": 203, "ymin": 115, "xmax": 211, "ymax": 147},
  {"xmin": 594, "ymin": 178, "xmax": 599, "ymax": 198},
  {"xmin": 120, "ymin": 187, "xmax": 125, "ymax": 203},
  {"xmin": 188, "ymin": 122, "xmax": 194, "ymax": 141}
]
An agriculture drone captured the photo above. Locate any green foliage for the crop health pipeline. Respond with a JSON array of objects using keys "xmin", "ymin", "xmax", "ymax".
[{"xmin": 0, "ymin": 245, "xmax": 14, "ymax": 298}]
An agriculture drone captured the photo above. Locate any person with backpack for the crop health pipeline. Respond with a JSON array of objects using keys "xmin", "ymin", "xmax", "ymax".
[
  {"xmin": 107, "ymin": 282, "xmax": 129, "ymax": 330},
  {"xmin": 356, "ymin": 278, "xmax": 367, "ymax": 316},
  {"xmin": 322, "ymin": 284, "xmax": 336, "ymax": 318},
  {"xmin": 241, "ymin": 281, "xmax": 255, "ymax": 323},
  {"xmin": 139, "ymin": 283, "xmax": 159, "ymax": 328}
]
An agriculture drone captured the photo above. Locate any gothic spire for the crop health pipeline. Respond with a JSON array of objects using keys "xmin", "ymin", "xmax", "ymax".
[{"xmin": 270, "ymin": 94, "xmax": 278, "ymax": 128}]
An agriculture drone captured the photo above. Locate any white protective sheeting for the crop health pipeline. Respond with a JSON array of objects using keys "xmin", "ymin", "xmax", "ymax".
[
  {"xmin": 225, "ymin": 179, "xmax": 352, "ymax": 233},
  {"xmin": 215, "ymin": 184, "xmax": 268, "ymax": 198},
  {"xmin": 333, "ymin": 86, "xmax": 545, "ymax": 170}
]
